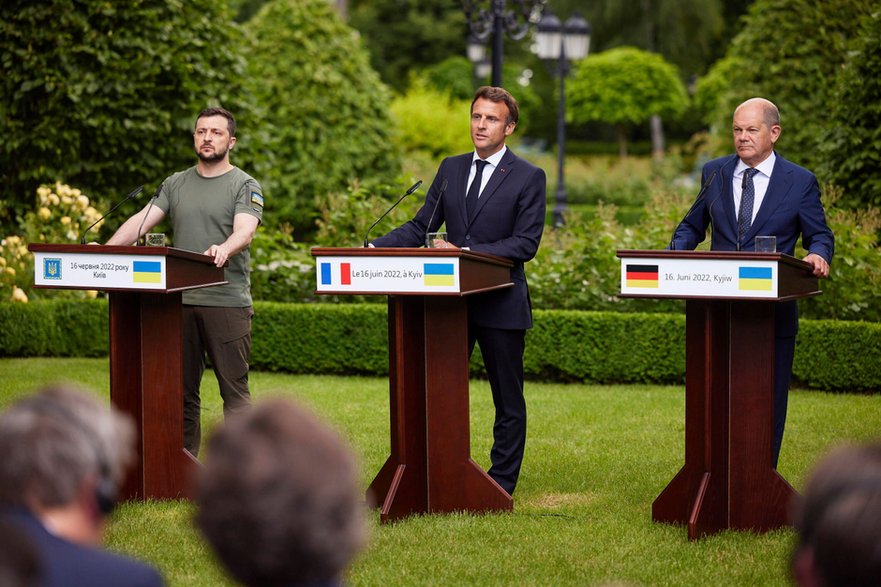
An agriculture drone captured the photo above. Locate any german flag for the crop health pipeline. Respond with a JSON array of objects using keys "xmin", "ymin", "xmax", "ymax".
[{"xmin": 626, "ymin": 264, "xmax": 659, "ymax": 288}]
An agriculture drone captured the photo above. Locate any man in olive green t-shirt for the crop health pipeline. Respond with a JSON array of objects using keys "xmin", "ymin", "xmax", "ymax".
[{"xmin": 107, "ymin": 107, "xmax": 263, "ymax": 456}]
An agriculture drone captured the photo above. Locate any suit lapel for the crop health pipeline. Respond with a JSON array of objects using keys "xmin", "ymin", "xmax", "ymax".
[
  {"xmin": 747, "ymin": 156, "xmax": 792, "ymax": 241},
  {"xmin": 456, "ymin": 155, "xmax": 471, "ymax": 223},
  {"xmin": 718, "ymin": 155, "xmax": 738, "ymax": 234},
  {"xmin": 469, "ymin": 149, "xmax": 516, "ymax": 225}
]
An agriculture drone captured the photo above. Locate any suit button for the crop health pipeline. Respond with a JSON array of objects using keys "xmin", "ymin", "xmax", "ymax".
[{"xmin": 465, "ymin": 235, "xmax": 471, "ymax": 241}]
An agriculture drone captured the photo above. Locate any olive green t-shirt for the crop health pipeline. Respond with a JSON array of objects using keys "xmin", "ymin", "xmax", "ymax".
[{"xmin": 155, "ymin": 166, "xmax": 263, "ymax": 307}]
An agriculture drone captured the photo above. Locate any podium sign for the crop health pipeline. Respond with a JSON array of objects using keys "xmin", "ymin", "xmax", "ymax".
[
  {"xmin": 620, "ymin": 251, "xmax": 819, "ymax": 300},
  {"xmin": 618, "ymin": 249, "xmax": 821, "ymax": 540},
  {"xmin": 312, "ymin": 247, "xmax": 515, "ymax": 522},
  {"xmin": 34, "ymin": 250, "xmax": 169, "ymax": 290},
  {"xmin": 316, "ymin": 254, "xmax": 461, "ymax": 294}
]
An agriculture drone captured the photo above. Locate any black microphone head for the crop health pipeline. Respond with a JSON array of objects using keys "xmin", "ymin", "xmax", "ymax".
[
  {"xmin": 405, "ymin": 180, "xmax": 423, "ymax": 195},
  {"xmin": 128, "ymin": 185, "xmax": 145, "ymax": 199}
]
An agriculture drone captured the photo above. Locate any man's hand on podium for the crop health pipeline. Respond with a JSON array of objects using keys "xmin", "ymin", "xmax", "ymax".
[
  {"xmin": 803, "ymin": 253, "xmax": 830, "ymax": 278},
  {"xmin": 429, "ymin": 239, "xmax": 459, "ymax": 250}
]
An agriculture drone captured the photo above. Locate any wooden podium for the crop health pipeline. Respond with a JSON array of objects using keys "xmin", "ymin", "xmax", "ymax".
[
  {"xmin": 29, "ymin": 244, "xmax": 227, "ymax": 500},
  {"xmin": 618, "ymin": 250, "xmax": 821, "ymax": 539},
  {"xmin": 312, "ymin": 247, "xmax": 516, "ymax": 522}
]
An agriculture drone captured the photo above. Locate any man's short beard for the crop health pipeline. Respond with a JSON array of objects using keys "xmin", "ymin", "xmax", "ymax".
[{"xmin": 197, "ymin": 148, "xmax": 228, "ymax": 163}]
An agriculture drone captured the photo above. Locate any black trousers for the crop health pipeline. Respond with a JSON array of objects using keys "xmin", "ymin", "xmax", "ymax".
[
  {"xmin": 468, "ymin": 323, "xmax": 527, "ymax": 496},
  {"xmin": 182, "ymin": 305, "xmax": 253, "ymax": 456},
  {"xmin": 773, "ymin": 335, "xmax": 796, "ymax": 469}
]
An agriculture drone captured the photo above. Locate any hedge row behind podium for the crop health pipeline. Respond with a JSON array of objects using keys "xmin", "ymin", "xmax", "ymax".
[{"xmin": 29, "ymin": 243, "xmax": 227, "ymax": 501}]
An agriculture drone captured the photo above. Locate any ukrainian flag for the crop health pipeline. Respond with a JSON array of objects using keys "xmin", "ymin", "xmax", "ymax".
[
  {"xmin": 738, "ymin": 266, "xmax": 773, "ymax": 291},
  {"xmin": 424, "ymin": 263, "xmax": 455, "ymax": 287},
  {"xmin": 133, "ymin": 261, "xmax": 162, "ymax": 284}
]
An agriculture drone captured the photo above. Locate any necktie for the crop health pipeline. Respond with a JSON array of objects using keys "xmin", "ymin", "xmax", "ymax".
[
  {"xmin": 466, "ymin": 159, "xmax": 488, "ymax": 220},
  {"xmin": 738, "ymin": 168, "xmax": 758, "ymax": 241}
]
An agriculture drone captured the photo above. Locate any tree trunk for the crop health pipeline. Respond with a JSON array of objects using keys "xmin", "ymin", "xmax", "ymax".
[
  {"xmin": 617, "ymin": 125, "xmax": 629, "ymax": 159},
  {"xmin": 335, "ymin": 0, "xmax": 348, "ymax": 20},
  {"xmin": 651, "ymin": 114, "xmax": 665, "ymax": 162}
]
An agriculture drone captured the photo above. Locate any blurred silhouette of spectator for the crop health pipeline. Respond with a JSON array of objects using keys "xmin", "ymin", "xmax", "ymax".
[
  {"xmin": 791, "ymin": 441, "xmax": 881, "ymax": 586},
  {"xmin": 196, "ymin": 397, "xmax": 366, "ymax": 587},
  {"xmin": 0, "ymin": 385, "xmax": 164, "ymax": 587}
]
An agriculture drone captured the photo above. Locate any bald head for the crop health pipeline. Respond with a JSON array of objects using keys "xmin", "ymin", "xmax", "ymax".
[{"xmin": 735, "ymin": 97, "xmax": 780, "ymax": 129}]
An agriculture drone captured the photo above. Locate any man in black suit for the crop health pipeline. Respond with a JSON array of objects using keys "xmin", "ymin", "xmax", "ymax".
[
  {"xmin": 371, "ymin": 86, "xmax": 547, "ymax": 495},
  {"xmin": 0, "ymin": 385, "xmax": 164, "ymax": 587}
]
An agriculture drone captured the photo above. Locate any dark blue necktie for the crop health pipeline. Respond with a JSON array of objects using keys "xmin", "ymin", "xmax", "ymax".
[
  {"xmin": 738, "ymin": 168, "xmax": 758, "ymax": 241},
  {"xmin": 466, "ymin": 159, "xmax": 488, "ymax": 220}
]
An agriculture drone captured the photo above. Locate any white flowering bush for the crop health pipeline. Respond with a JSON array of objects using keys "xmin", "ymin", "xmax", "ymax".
[{"xmin": 0, "ymin": 183, "xmax": 103, "ymax": 302}]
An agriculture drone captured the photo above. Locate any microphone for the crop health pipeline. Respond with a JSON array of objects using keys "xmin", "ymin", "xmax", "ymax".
[
  {"xmin": 363, "ymin": 180, "xmax": 422, "ymax": 247},
  {"xmin": 669, "ymin": 170, "xmax": 718, "ymax": 250},
  {"xmin": 424, "ymin": 178, "xmax": 448, "ymax": 247},
  {"xmin": 79, "ymin": 185, "xmax": 144, "ymax": 244},
  {"xmin": 136, "ymin": 185, "xmax": 163, "ymax": 246}
]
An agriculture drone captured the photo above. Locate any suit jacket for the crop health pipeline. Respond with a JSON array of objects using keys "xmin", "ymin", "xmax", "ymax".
[
  {"xmin": 372, "ymin": 149, "xmax": 546, "ymax": 329},
  {"xmin": 671, "ymin": 152, "xmax": 834, "ymax": 336},
  {"xmin": 3, "ymin": 508, "xmax": 165, "ymax": 587}
]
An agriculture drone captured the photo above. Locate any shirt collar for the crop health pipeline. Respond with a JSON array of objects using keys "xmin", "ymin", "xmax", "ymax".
[
  {"xmin": 735, "ymin": 151, "xmax": 776, "ymax": 178},
  {"xmin": 472, "ymin": 146, "xmax": 507, "ymax": 168}
]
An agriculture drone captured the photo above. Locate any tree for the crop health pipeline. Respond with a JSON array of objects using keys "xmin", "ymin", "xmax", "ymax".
[
  {"xmin": 567, "ymin": 47, "xmax": 688, "ymax": 158},
  {"xmin": 817, "ymin": 9, "xmax": 881, "ymax": 208},
  {"xmin": 348, "ymin": 0, "xmax": 467, "ymax": 93},
  {"xmin": 240, "ymin": 0, "xmax": 400, "ymax": 237},
  {"xmin": 0, "ymin": 0, "xmax": 249, "ymax": 231}
]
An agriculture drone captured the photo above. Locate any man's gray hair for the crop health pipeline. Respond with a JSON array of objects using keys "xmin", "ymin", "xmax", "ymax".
[{"xmin": 0, "ymin": 385, "xmax": 134, "ymax": 509}]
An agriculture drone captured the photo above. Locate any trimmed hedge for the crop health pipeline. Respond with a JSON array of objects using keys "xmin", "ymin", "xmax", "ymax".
[{"xmin": 1, "ymin": 300, "xmax": 879, "ymax": 391}]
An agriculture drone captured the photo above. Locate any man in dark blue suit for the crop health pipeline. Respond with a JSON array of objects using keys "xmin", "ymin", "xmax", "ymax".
[
  {"xmin": 671, "ymin": 97, "xmax": 834, "ymax": 468},
  {"xmin": 0, "ymin": 386, "xmax": 164, "ymax": 587},
  {"xmin": 371, "ymin": 86, "xmax": 546, "ymax": 495}
]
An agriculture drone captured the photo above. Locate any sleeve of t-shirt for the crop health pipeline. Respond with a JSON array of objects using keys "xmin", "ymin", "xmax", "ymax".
[{"xmin": 236, "ymin": 179, "xmax": 264, "ymax": 225}]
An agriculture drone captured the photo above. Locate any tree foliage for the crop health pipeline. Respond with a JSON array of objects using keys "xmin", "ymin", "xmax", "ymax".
[
  {"xmin": 390, "ymin": 79, "xmax": 473, "ymax": 159},
  {"xmin": 817, "ymin": 9, "xmax": 881, "ymax": 208},
  {"xmin": 0, "ymin": 0, "xmax": 248, "ymax": 231},
  {"xmin": 701, "ymin": 0, "xmax": 875, "ymax": 179},
  {"xmin": 348, "ymin": 0, "xmax": 468, "ymax": 93},
  {"xmin": 240, "ymin": 0, "xmax": 401, "ymax": 237},
  {"xmin": 567, "ymin": 47, "xmax": 688, "ymax": 157}
]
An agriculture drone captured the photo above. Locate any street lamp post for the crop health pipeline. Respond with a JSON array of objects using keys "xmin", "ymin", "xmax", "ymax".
[
  {"xmin": 463, "ymin": 0, "xmax": 543, "ymax": 87},
  {"xmin": 534, "ymin": 11, "xmax": 590, "ymax": 226}
]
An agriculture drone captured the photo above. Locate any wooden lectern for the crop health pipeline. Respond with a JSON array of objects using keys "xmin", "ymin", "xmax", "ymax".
[
  {"xmin": 29, "ymin": 244, "xmax": 227, "ymax": 500},
  {"xmin": 618, "ymin": 250, "xmax": 821, "ymax": 540},
  {"xmin": 312, "ymin": 247, "xmax": 515, "ymax": 522}
]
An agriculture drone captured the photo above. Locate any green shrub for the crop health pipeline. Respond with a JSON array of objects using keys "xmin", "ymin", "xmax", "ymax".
[
  {"xmin": 0, "ymin": 0, "xmax": 248, "ymax": 230},
  {"xmin": 389, "ymin": 79, "xmax": 473, "ymax": 159},
  {"xmin": 250, "ymin": 302, "xmax": 388, "ymax": 374},
  {"xmin": 2, "ymin": 300, "xmax": 878, "ymax": 391},
  {"xmin": 239, "ymin": 0, "xmax": 400, "ymax": 237},
  {"xmin": 795, "ymin": 319, "xmax": 881, "ymax": 391},
  {"xmin": 0, "ymin": 299, "xmax": 108, "ymax": 356}
]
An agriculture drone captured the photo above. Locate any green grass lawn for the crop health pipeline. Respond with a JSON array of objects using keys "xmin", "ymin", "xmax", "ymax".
[{"xmin": 2, "ymin": 357, "xmax": 879, "ymax": 586}]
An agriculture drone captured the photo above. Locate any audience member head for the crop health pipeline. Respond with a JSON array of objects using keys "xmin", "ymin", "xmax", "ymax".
[
  {"xmin": 0, "ymin": 385, "xmax": 135, "ymax": 545},
  {"xmin": 791, "ymin": 441, "xmax": 881, "ymax": 586},
  {"xmin": 196, "ymin": 398, "xmax": 366, "ymax": 587}
]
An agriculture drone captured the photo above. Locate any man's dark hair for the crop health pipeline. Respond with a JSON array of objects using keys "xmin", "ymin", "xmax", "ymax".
[
  {"xmin": 196, "ymin": 399, "xmax": 366, "ymax": 587},
  {"xmin": 471, "ymin": 86, "xmax": 520, "ymax": 125},
  {"xmin": 791, "ymin": 442, "xmax": 881, "ymax": 586},
  {"xmin": 196, "ymin": 107, "xmax": 236, "ymax": 137}
]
